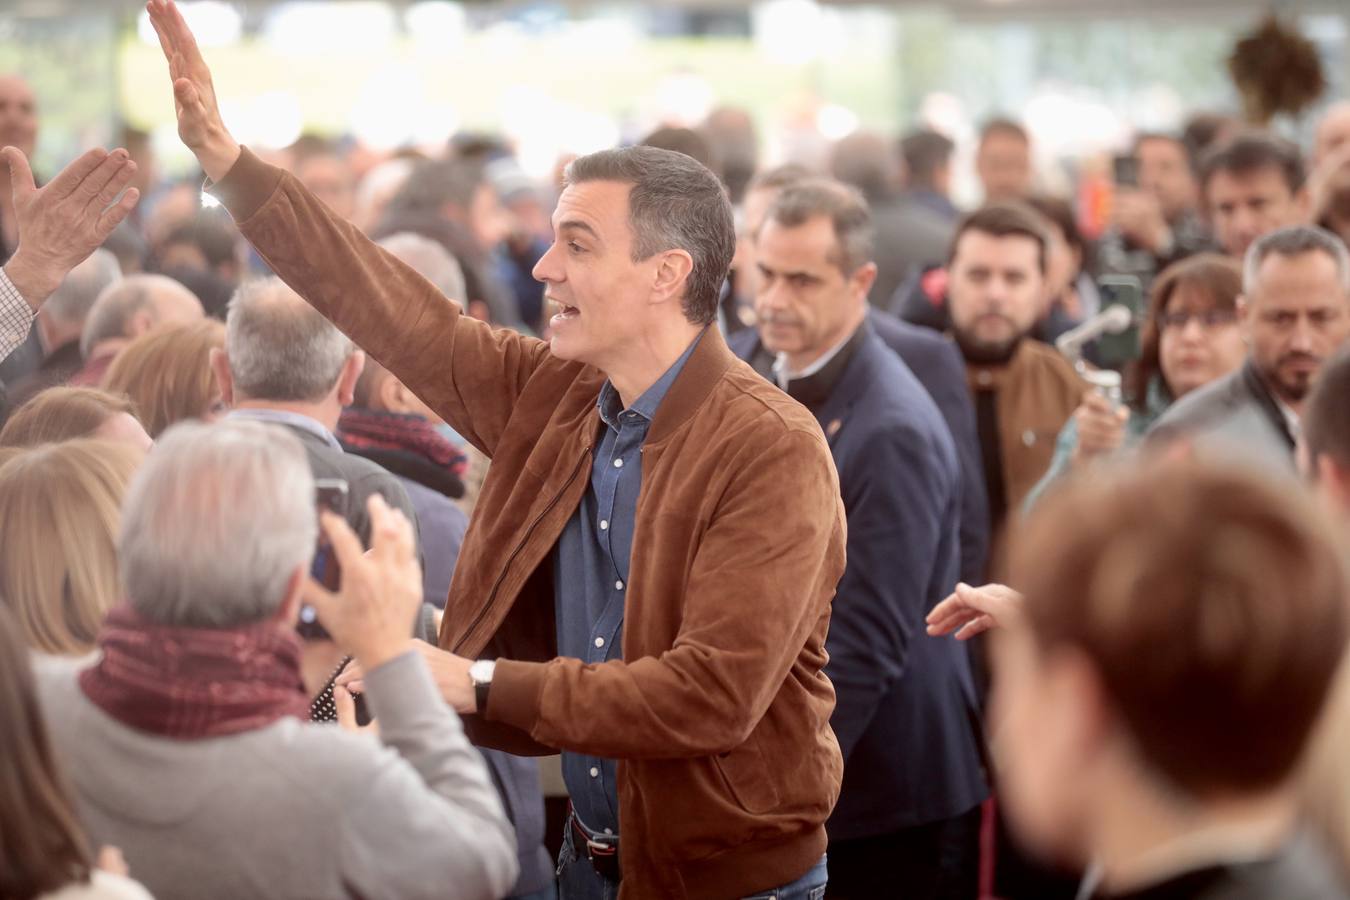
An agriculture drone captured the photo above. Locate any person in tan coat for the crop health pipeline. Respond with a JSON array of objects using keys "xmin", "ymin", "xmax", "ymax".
[
  {"xmin": 945, "ymin": 203, "xmax": 1086, "ymax": 541},
  {"xmin": 146, "ymin": 3, "xmax": 847, "ymax": 898}
]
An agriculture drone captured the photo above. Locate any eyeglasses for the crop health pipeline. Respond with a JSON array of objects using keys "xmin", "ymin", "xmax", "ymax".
[{"xmin": 1159, "ymin": 309, "xmax": 1237, "ymax": 331}]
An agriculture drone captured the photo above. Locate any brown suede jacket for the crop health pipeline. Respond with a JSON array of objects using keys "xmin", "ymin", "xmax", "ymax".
[
  {"xmin": 213, "ymin": 149, "xmax": 848, "ymax": 899},
  {"xmin": 966, "ymin": 338, "xmax": 1086, "ymax": 517}
]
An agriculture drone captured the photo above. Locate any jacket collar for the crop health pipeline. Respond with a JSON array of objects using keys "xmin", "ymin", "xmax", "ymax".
[
  {"xmin": 643, "ymin": 325, "xmax": 739, "ymax": 447},
  {"xmin": 781, "ymin": 322, "xmax": 869, "ymax": 413},
  {"xmin": 1239, "ymin": 358, "xmax": 1297, "ymax": 450}
]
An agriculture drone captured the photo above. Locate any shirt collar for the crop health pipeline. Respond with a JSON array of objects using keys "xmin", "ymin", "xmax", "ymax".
[
  {"xmin": 226, "ymin": 408, "xmax": 342, "ymax": 452},
  {"xmin": 772, "ymin": 322, "xmax": 867, "ymax": 410},
  {"xmin": 1275, "ymin": 397, "xmax": 1301, "ymax": 443},
  {"xmin": 597, "ymin": 328, "xmax": 706, "ymax": 429}
]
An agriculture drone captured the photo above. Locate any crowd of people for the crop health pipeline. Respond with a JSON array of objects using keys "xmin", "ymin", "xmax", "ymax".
[{"xmin": 1, "ymin": 2, "xmax": 1349, "ymax": 898}]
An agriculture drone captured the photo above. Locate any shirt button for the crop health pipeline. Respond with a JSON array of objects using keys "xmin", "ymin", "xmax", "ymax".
[
  {"xmin": 599, "ymin": 520, "xmax": 609, "ymax": 531},
  {"xmin": 1022, "ymin": 429, "xmax": 1036, "ymax": 447},
  {"xmin": 590, "ymin": 767, "xmax": 599, "ymax": 778},
  {"xmin": 615, "ymin": 580, "xmax": 624, "ymax": 591},
  {"xmin": 594, "ymin": 637, "xmax": 605, "ymax": 648},
  {"xmin": 613, "ymin": 458, "xmax": 624, "ymax": 468}
]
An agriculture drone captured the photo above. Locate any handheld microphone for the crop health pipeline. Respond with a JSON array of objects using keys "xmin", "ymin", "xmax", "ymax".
[{"xmin": 1055, "ymin": 304, "xmax": 1134, "ymax": 362}]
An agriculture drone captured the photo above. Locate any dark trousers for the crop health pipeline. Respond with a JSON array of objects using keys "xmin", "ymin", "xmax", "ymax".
[{"xmin": 825, "ymin": 804, "xmax": 982, "ymax": 900}]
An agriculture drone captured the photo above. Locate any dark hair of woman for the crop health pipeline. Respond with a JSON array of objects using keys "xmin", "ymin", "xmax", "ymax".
[{"xmin": 1125, "ymin": 253, "xmax": 1242, "ymax": 413}]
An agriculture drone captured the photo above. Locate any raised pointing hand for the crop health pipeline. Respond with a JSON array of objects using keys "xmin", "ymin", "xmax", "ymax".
[{"xmin": 146, "ymin": 0, "xmax": 240, "ymax": 182}]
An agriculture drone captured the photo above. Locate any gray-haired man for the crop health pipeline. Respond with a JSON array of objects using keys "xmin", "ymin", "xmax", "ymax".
[
  {"xmin": 211, "ymin": 275, "xmax": 417, "ymax": 547},
  {"xmin": 36, "ymin": 420, "xmax": 518, "ymax": 899}
]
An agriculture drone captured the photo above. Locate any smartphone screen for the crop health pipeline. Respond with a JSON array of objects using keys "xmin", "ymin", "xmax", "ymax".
[
  {"xmin": 297, "ymin": 479, "xmax": 349, "ymax": 641},
  {"xmin": 1095, "ymin": 275, "xmax": 1144, "ymax": 371}
]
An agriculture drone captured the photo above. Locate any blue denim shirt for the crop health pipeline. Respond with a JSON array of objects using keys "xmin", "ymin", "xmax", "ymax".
[{"xmin": 555, "ymin": 333, "xmax": 702, "ymax": 837}]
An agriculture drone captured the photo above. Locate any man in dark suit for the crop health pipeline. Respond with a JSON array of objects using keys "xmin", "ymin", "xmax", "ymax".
[
  {"xmin": 735, "ymin": 170, "xmax": 989, "ymax": 583},
  {"xmin": 738, "ymin": 177, "xmax": 988, "ymax": 899}
]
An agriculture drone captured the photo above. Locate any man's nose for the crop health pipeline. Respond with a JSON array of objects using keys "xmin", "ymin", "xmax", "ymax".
[
  {"xmin": 532, "ymin": 241, "xmax": 561, "ymax": 283},
  {"xmin": 755, "ymin": 278, "xmax": 789, "ymax": 314},
  {"xmin": 1288, "ymin": 316, "xmax": 1316, "ymax": 352},
  {"xmin": 1231, "ymin": 208, "xmax": 1258, "ymax": 240}
]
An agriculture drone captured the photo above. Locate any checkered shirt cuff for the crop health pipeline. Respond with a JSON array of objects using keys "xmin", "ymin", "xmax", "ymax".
[{"xmin": 0, "ymin": 265, "xmax": 36, "ymax": 363}]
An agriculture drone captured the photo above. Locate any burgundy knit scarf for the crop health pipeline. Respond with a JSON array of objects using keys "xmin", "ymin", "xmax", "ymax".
[
  {"xmin": 80, "ymin": 605, "xmax": 311, "ymax": 739},
  {"xmin": 337, "ymin": 408, "xmax": 468, "ymax": 475}
]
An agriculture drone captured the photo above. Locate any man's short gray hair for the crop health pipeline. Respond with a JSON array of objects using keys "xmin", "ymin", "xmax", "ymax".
[
  {"xmin": 763, "ymin": 177, "xmax": 875, "ymax": 275},
  {"xmin": 79, "ymin": 273, "xmax": 199, "ymax": 357},
  {"xmin": 1243, "ymin": 225, "xmax": 1350, "ymax": 297},
  {"xmin": 46, "ymin": 249, "xmax": 121, "ymax": 330},
  {"xmin": 564, "ymin": 146, "xmax": 735, "ymax": 326},
  {"xmin": 120, "ymin": 420, "xmax": 316, "ymax": 628},
  {"xmin": 377, "ymin": 232, "xmax": 466, "ymax": 301},
  {"xmin": 225, "ymin": 276, "xmax": 354, "ymax": 402}
]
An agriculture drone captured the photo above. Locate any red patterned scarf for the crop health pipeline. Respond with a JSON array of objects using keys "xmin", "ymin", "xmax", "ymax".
[
  {"xmin": 337, "ymin": 408, "xmax": 468, "ymax": 475},
  {"xmin": 80, "ymin": 605, "xmax": 311, "ymax": 739}
]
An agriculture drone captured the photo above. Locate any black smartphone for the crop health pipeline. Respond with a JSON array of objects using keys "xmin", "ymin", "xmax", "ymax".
[
  {"xmin": 1095, "ymin": 275, "xmax": 1144, "ymax": 371},
  {"xmin": 297, "ymin": 479, "xmax": 349, "ymax": 641},
  {"xmin": 1112, "ymin": 154, "xmax": 1140, "ymax": 189}
]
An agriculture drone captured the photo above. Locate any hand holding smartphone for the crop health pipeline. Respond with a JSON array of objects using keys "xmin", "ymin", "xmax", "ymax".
[{"xmin": 297, "ymin": 478, "xmax": 349, "ymax": 641}]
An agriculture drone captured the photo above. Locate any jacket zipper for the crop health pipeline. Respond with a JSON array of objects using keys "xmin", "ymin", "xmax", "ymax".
[{"xmin": 453, "ymin": 444, "xmax": 592, "ymax": 654}]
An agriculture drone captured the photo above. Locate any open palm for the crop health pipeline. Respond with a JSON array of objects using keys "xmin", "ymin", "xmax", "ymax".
[{"xmin": 145, "ymin": 0, "xmax": 240, "ymax": 181}]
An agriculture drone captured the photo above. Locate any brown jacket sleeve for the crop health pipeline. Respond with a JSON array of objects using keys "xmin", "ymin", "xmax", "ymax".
[
  {"xmin": 209, "ymin": 147, "xmax": 552, "ymax": 458},
  {"xmin": 485, "ymin": 427, "xmax": 846, "ymax": 758}
]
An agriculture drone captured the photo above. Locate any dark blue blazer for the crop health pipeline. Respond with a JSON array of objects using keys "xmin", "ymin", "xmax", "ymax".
[
  {"xmin": 868, "ymin": 309, "xmax": 989, "ymax": 583},
  {"xmin": 732, "ymin": 327, "xmax": 989, "ymax": 836},
  {"xmin": 729, "ymin": 310, "xmax": 990, "ymax": 583}
]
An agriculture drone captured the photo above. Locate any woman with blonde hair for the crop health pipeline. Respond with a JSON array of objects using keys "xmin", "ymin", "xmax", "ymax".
[
  {"xmin": 101, "ymin": 320, "xmax": 227, "ymax": 438},
  {"xmin": 0, "ymin": 387, "xmax": 152, "ymax": 451},
  {"xmin": 0, "ymin": 440, "xmax": 144, "ymax": 656}
]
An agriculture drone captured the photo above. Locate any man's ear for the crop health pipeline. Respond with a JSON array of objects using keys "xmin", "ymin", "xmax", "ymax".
[
  {"xmin": 336, "ymin": 350, "xmax": 366, "ymax": 408},
  {"xmin": 127, "ymin": 307, "xmax": 156, "ymax": 339},
  {"xmin": 851, "ymin": 261, "xmax": 878, "ymax": 303},
  {"xmin": 1236, "ymin": 295, "xmax": 1252, "ymax": 343},
  {"xmin": 271, "ymin": 565, "xmax": 306, "ymax": 629},
  {"xmin": 651, "ymin": 249, "xmax": 695, "ymax": 309},
  {"xmin": 209, "ymin": 347, "xmax": 236, "ymax": 407},
  {"xmin": 1050, "ymin": 645, "xmax": 1116, "ymax": 760}
]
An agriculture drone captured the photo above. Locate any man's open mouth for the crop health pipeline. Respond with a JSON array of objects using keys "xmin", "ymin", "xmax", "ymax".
[{"xmin": 549, "ymin": 298, "xmax": 581, "ymax": 320}]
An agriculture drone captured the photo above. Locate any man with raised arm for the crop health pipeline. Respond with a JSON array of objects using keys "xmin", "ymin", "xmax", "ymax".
[{"xmin": 146, "ymin": 3, "xmax": 846, "ymax": 898}]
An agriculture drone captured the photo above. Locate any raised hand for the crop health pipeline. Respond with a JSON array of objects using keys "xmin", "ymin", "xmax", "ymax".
[
  {"xmin": 145, "ymin": 0, "xmax": 240, "ymax": 182},
  {"xmin": 1, "ymin": 147, "xmax": 139, "ymax": 307}
]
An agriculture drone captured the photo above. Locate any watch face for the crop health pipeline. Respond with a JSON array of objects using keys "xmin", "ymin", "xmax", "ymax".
[{"xmin": 470, "ymin": 660, "xmax": 494, "ymax": 683}]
